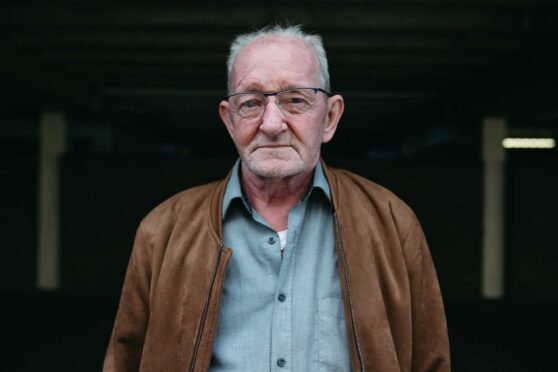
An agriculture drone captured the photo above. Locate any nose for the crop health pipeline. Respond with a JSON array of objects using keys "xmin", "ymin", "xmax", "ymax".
[{"xmin": 259, "ymin": 97, "xmax": 287, "ymax": 138}]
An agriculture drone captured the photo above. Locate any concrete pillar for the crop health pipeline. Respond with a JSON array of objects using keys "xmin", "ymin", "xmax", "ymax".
[
  {"xmin": 37, "ymin": 112, "xmax": 66, "ymax": 290},
  {"xmin": 481, "ymin": 117, "xmax": 507, "ymax": 299}
]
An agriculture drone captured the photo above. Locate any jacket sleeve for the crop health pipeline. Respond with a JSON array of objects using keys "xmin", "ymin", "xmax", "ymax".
[
  {"xmin": 403, "ymin": 218, "xmax": 451, "ymax": 371},
  {"xmin": 103, "ymin": 224, "xmax": 152, "ymax": 372}
]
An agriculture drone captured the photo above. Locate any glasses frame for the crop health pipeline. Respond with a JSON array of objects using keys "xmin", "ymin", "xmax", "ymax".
[{"xmin": 224, "ymin": 87, "xmax": 332, "ymax": 119}]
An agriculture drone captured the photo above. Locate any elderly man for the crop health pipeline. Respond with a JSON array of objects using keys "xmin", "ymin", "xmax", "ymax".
[{"xmin": 104, "ymin": 25, "xmax": 450, "ymax": 372}]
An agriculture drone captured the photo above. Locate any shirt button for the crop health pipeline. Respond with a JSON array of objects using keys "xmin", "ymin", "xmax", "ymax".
[
  {"xmin": 277, "ymin": 293, "xmax": 286, "ymax": 302},
  {"xmin": 268, "ymin": 237, "xmax": 276, "ymax": 244},
  {"xmin": 277, "ymin": 358, "xmax": 286, "ymax": 367}
]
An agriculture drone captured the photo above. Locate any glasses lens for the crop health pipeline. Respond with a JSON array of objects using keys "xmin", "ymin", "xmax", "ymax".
[
  {"xmin": 277, "ymin": 89, "xmax": 317, "ymax": 114},
  {"xmin": 231, "ymin": 93, "xmax": 265, "ymax": 118},
  {"xmin": 228, "ymin": 88, "xmax": 323, "ymax": 119}
]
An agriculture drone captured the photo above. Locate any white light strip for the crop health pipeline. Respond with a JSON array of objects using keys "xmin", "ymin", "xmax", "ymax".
[{"xmin": 502, "ymin": 138, "xmax": 556, "ymax": 149}]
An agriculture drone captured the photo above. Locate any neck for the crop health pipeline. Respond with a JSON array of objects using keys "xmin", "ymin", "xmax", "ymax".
[{"xmin": 240, "ymin": 164, "xmax": 316, "ymax": 231}]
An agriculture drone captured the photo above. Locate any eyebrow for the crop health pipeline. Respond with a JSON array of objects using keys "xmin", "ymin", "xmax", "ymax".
[{"xmin": 236, "ymin": 82, "xmax": 300, "ymax": 94}]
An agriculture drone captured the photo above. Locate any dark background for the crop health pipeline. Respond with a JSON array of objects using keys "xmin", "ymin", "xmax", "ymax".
[{"xmin": 2, "ymin": 1, "xmax": 558, "ymax": 371}]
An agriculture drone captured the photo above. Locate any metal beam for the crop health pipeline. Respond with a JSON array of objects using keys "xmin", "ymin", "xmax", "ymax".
[
  {"xmin": 37, "ymin": 112, "xmax": 66, "ymax": 290},
  {"xmin": 482, "ymin": 116, "xmax": 506, "ymax": 299}
]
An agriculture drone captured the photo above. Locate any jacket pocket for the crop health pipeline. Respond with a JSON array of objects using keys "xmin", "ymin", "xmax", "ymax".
[{"xmin": 318, "ymin": 297, "xmax": 351, "ymax": 372}]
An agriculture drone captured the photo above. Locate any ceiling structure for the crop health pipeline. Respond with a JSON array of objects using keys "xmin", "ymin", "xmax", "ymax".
[{"xmin": 3, "ymin": 0, "xmax": 558, "ymax": 156}]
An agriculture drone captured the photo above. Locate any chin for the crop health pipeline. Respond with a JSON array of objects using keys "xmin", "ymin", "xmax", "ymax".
[{"xmin": 244, "ymin": 157, "xmax": 308, "ymax": 179}]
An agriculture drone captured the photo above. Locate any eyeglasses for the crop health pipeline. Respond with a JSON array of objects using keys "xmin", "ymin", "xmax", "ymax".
[{"xmin": 224, "ymin": 87, "xmax": 331, "ymax": 119}]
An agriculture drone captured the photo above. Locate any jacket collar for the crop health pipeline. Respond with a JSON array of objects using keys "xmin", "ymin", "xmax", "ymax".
[
  {"xmin": 209, "ymin": 158, "xmax": 336, "ymax": 245},
  {"xmin": 220, "ymin": 158, "xmax": 332, "ymax": 219}
]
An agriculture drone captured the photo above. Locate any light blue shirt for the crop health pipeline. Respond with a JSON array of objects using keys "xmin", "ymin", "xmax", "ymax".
[{"xmin": 209, "ymin": 160, "xmax": 350, "ymax": 372}]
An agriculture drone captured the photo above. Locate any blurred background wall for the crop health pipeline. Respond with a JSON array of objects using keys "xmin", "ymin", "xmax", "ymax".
[{"xmin": 2, "ymin": 1, "xmax": 557, "ymax": 371}]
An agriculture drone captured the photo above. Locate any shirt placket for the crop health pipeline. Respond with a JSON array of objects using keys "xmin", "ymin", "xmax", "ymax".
[{"xmin": 269, "ymin": 200, "xmax": 306, "ymax": 371}]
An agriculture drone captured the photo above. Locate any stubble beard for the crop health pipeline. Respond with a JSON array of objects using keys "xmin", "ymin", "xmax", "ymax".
[
  {"xmin": 240, "ymin": 147, "xmax": 309, "ymax": 179},
  {"xmin": 238, "ymin": 118, "xmax": 326, "ymax": 179}
]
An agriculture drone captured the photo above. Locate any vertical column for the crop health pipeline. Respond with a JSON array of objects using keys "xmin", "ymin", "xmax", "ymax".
[
  {"xmin": 481, "ymin": 117, "xmax": 506, "ymax": 299},
  {"xmin": 37, "ymin": 112, "xmax": 66, "ymax": 290}
]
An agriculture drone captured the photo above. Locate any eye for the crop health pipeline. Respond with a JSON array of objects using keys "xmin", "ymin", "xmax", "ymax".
[
  {"xmin": 281, "ymin": 92, "xmax": 309, "ymax": 105},
  {"xmin": 243, "ymin": 99, "xmax": 260, "ymax": 109},
  {"xmin": 237, "ymin": 95, "xmax": 264, "ymax": 111},
  {"xmin": 286, "ymin": 96, "xmax": 306, "ymax": 104},
  {"xmin": 233, "ymin": 94, "xmax": 265, "ymax": 118},
  {"xmin": 279, "ymin": 90, "xmax": 314, "ymax": 113}
]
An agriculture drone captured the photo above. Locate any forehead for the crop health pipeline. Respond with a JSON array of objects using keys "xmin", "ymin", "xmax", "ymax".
[{"xmin": 231, "ymin": 36, "xmax": 319, "ymax": 91}]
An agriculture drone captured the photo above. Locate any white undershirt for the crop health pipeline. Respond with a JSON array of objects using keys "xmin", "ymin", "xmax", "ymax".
[{"xmin": 277, "ymin": 230, "xmax": 288, "ymax": 253}]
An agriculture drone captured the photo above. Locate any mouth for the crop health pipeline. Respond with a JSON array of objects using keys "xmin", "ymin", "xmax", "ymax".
[{"xmin": 254, "ymin": 144, "xmax": 291, "ymax": 150}]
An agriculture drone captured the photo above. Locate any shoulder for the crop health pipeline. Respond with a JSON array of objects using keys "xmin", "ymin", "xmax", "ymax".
[
  {"xmin": 326, "ymin": 165, "xmax": 414, "ymax": 215},
  {"xmin": 325, "ymin": 164, "xmax": 420, "ymax": 241},
  {"xmin": 138, "ymin": 179, "xmax": 225, "ymax": 237}
]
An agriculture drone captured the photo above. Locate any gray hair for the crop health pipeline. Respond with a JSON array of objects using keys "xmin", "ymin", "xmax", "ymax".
[{"xmin": 226, "ymin": 24, "xmax": 331, "ymax": 94}]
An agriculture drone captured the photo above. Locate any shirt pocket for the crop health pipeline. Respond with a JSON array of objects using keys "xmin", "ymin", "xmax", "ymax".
[{"xmin": 318, "ymin": 297, "xmax": 351, "ymax": 372}]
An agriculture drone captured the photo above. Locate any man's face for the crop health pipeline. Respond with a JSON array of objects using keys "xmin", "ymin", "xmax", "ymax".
[{"xmin": 220, "ymin": 37, "xmax": 343, "ymax": 179}]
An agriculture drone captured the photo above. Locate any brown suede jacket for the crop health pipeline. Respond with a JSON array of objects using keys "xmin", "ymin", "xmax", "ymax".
[{"xmin": 103, "ymin": 162, "xmax": 450, "ymax": 372}]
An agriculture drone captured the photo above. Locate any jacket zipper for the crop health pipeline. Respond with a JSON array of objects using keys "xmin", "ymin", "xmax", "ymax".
[
  {"xmin": 189, "ymin": 244, "xmax": 224, "ymax": 372},
  {"xmin": 333, "ymin": 212, "xmax": 365, "ymax": 372}
]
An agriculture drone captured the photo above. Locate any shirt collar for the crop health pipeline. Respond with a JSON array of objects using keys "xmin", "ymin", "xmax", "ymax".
[{"xmin": 222, "ymin": 159, "xmax": 332, "ymax": 219}]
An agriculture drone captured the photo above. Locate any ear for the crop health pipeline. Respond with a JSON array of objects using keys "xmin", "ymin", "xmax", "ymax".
[
  {"xmin": 322, "ymin": 94, "xmax": 344, "ymax": 143},
  {"xmin": 219, "ymin": 100, "xmax": 236, "ymax": 139}
]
